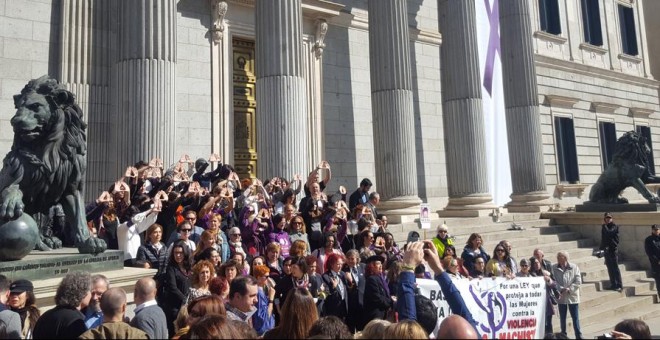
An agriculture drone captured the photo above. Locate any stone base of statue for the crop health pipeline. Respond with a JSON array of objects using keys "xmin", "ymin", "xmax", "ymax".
[
  {"xmin": 0, "ymin": 248, "xmax": 124, "ymax": 281},
  {"xmin": 575, "ymin": 203, "xmax": 660, "ymax": 213}
]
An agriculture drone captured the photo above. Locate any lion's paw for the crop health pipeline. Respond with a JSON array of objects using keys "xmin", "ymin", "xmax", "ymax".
[
  {"xmin": 76, "ymin": 237, "xmax": 107, "ymax": 255},
  {"xmin": 43, "ymin": 235, "xmax": 63, "ymax": 249},
  {"xmin": 0, "ymin": 186, "xmax": 24, "ymax": 219}
]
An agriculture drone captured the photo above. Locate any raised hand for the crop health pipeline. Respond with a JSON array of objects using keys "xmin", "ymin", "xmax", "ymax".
[{"xmin": 402, "ymin": 241, "xmax": 425, "ymax": 268}]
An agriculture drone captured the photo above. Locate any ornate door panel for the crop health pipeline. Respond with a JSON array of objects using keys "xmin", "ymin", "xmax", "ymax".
[{"xmin": 232, "ymin": 38, "xmax": 257, "ymax": 179}]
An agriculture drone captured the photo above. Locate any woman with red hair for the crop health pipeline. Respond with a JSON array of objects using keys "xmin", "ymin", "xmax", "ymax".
[{"xmin": 320, "ymin": 253, "xmax": 348, "ymax": 320}]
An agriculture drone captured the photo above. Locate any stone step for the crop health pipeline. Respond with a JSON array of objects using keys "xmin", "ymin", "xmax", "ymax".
[
  {"xmin": 581, "ymin": 263, "xmax": 647, "ymax": 282},
  {"xmin": 555, "ymin": 294, "xmax": 656, "ymax": 329},
  {"xmin": 35, "ymin": 267, "xmax": 156, "ymax": 309},
  {"xmin": 578, "ymin": 299, "xmax": 659, "ymax": 339}
]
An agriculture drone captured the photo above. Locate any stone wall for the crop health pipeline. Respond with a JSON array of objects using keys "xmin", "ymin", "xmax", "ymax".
[
  {"xmin": 175, "ymin": 1, "xmax": 213, "ymax": 164},
  {"xmin": 0, "ymin": 0, "xmax": 60, "ymax": 161}
]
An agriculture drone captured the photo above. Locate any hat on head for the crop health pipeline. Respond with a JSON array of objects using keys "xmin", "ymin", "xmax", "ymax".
[
  {"xmin": 604, "ymin": 212, "xmax": 612, "ymax": 218},
  {"xmin": 437, "ymin": 223, "xmax": 448, "ymax": 232},
  {"xmin": 652, "ymin": 224, "xmax": 659, "ymax": 230},
  {"xmin": 365, "ymin": 255, "xmax": 384, "ymax": 264},
  {"xmin": 9, "ymin": 279, "xmax": 33, "ymax": 294}
]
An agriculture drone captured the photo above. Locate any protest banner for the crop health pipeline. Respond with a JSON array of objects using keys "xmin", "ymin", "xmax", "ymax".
[{"xmin": 416, "ymin": 276, "xmax": 546, "ymax": 339}]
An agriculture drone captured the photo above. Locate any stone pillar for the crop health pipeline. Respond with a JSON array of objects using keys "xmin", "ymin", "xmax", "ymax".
[
  {"xmin": 499, "ymin": 0, "xmax": 550, "ymax": 212},
  {"xmin": 255, "ymin": 0, "xmax": 309, "ymax": 179},
  {"xmin": 115, "ymin": 0, "xmax": 177, "ymax": 171},
  {"xmin": 59, "ymin": 0, "xmax": 116, "ymax": 201},
  {"xmin": 437, "ymin": 0, "xmax": 495, "ymax": 217},
  {"xmin": 367, "ymin": 0, "xmax": 421, "ymax": 220}
]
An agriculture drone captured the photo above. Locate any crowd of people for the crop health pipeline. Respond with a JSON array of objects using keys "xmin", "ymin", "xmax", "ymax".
[{"xmin": 0, "ymin": 157, "xmax": 656, "ymax": 339}]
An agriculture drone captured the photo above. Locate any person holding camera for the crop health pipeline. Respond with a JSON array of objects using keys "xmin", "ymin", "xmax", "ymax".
[
  {"xmin": 645, "ymin": 224, "xmax": 660, "ymax": 299},
  {"xmin": 600, "ymin": 212, "xmax": 623, "ymax": 292}
]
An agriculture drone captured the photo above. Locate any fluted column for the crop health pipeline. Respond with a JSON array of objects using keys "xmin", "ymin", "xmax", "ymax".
[
  {"xmin": 437, "ymin": 0, "xmax": 495, "ymax": 217},
  {"xmin": 499, "ymin": 0, "xmax": 550, "ymax": 212},
  {"xmin": 255, "ymin": 0, "xmax": 309, "ymax": 179},
  {"xmin": 115, "ymin": 0, "xmax": 176, "ymax": 171},
  {"xmin": 368, "ymin": 0, "xmax": 421, "ymax": 217},
  {"xmin": 59, "ymin": 0, "xmax": 115, "ymax": 201}
]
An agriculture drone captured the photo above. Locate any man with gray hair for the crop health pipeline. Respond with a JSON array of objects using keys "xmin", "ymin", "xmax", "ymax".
[
  {"xmin": 551, "ymin": 251, "xmax": 582, "ymax": 339},
  {"xmin": 0, "ymin": 275, "xmax": 21, "ymax": 339},
  {"xmin": 84, "ymin": 274, "xmax": 109, "ymax": 329},
  {"xmin": 130, "ymin": 278, "xmax": 167, "ymax": 339},
  {"xmin": 33, "ymin": 272, "xmax": 92, "ymax": 339},
  {"xmin": 80, "ymin": 288, "xmax": 147, "ymax": 339}
]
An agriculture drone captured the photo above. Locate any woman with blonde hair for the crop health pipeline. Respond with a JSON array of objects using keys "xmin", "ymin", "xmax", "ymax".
[
  {"xmin": 358, "ymin": 319, "xmax": 391, "ymax": 339},
  {"xmin": 383, "ymin": 319, "xmax": 428, "ymax": 339},
  {"xmin": 193, "ymin": 230, "xmax": 220, "ymax": 262},
  {"xmin": 263, "ymin": 288, "xmax": 318, "ymax": 339},
  {"xmin": 184, "ymin": 260, "xmax": 215, "ymax": 304},
  {"xmin": 288, "ymin": 215, "xmax": 310, "ymax": 254},
  {"xmin": 289, "ymin": 239, "xmax": 309, "ymax": 258}
]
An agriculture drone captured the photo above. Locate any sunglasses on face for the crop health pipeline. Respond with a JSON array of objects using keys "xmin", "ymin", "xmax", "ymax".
[{"xmin": 181, "ymin": 229, "xmax": 192, "ymax": 233}]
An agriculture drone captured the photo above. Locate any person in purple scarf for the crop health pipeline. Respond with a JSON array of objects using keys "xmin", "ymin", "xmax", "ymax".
[
  {"xmin": 267, "ymin": 215, "xmax": 291, "ymax": 258},
  {"xmin": 362, "ymin": 255, "xmax": 395, "ymax": 327}
]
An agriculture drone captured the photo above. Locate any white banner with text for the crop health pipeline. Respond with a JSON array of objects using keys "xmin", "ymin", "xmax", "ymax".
[{"xmin": 416, "ymin": 276, "xmax": 546, "ymax": 339}]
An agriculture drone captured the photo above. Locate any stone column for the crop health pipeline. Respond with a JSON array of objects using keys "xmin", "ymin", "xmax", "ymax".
[
  {"xmin": 255, "ymin": 0, "xmax": 309, "ymax": 179},
  {"xmin": 59, "ymin": 0, "xmax": 116, "ymax": 201},
  {"xmin": 437, "ymin": 0, "xmax": 495, "ymax": 217},
  {"xmin": 367, "ymin": 0, "xmax": 421, "ymax": 220},
  {"xmin": 115, "ymin": 0, "xmax": 177, "ymax": 171},
  {"xmin": 499, "ymin": 0, "xmax": 550, "ymax": 212}
]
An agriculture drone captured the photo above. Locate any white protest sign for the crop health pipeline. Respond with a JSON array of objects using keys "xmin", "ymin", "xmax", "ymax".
[
  {"xmin": 420, "ymin": 203, "xmax": 431, "ymax": 229},
  {"xmin": 417, "ymin": 276, "xmax": 546, "ymax": 339}
]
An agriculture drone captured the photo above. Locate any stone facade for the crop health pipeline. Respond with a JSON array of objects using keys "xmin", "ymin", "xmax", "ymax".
[{"xmin": 0, "ymin": 0, "xmax": 658, "ymax": 212}]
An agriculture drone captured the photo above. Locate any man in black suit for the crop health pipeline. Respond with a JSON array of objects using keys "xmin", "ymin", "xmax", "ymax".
[{"xmin": 343, "ymin": 250, "xmax": 366, "ymax": 332}]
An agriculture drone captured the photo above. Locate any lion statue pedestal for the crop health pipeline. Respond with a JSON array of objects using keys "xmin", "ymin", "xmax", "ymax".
[{"xmin": 0, "ymin": 75, "xmax": 106, "ymax": 260}]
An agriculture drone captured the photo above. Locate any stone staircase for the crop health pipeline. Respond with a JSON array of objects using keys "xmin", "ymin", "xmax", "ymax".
[{"xmin": 387, "ymin": 213, "xmax": 658, "ymax": 338}]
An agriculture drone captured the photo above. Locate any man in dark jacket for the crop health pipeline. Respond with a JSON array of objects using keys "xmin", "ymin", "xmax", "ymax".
[
  {"xmin": 33, "ymin": 272, "xmax": 92, "ymax": 339},
  {"xmin": 600, "ymin": 212, "xmax": 622, "ymax": 291},
  {"xmin": 348, "ymin": 178, "xmax": 372, "ymax": 212},
  {"xmin": 645, "ymin": 224, "xmax": 660, "ymax": 298}
]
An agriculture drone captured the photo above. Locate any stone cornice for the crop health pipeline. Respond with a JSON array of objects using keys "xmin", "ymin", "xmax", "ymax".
[
  {"xmin": 533, "ymin": 30, "xmax": 568, "ymax": 45},
  {"xmin": 590, "ymin": 101, "xmax": 620, "ymax": 114},
  {"xmin": 629, "ymin": 107, "xmax": 655, "ymax": 118},
  {"xmin": 228, "ymin": 0, "xmax": 344, "ymax": 19},
  {"xmin": 535, "ymin": 54, "xmax": 660, "ymax": 89},
  {"xmin": 543, "ymin": 95, "xmax": 579, "ymax": 108}
]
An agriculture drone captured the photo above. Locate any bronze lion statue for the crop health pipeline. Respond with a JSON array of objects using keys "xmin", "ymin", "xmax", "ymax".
[
  {"xmin": 588, "ymin": 131, "xmax": 660, "ymax": 204},
  {"xmin": 0, "ymin": 75, "xmax": 106, "ymax": 255}
]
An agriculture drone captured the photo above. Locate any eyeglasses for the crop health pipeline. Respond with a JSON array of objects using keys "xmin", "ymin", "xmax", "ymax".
[{"xmin": 181, "ymin": 229, "xmax": 192, "ymax": 233}]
